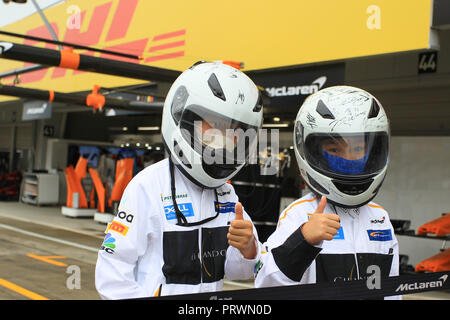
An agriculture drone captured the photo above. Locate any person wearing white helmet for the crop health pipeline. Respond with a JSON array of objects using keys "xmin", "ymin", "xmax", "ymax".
[
  {"xmin": 254, "ymin": 86, "xmax": 400, "ymax": 299},
  {"xmin": 95, "ymin": 61, "xmax": 264, "ymax": 299}
]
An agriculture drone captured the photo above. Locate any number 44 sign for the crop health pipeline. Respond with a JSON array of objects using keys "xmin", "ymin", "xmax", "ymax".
[{"xmin": 418, "ymin": 51, "xmax": 438, "ymax": 74}]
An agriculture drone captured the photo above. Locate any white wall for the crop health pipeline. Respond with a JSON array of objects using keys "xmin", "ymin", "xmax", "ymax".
[{"xmin": 374, "ymin": 136, "xmax": 450, "ymax": 266}]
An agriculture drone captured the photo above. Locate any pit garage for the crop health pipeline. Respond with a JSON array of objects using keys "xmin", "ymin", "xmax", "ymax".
[{"xmin": 0, "ymin": 0, "xmax": 448, "ymax": 302}]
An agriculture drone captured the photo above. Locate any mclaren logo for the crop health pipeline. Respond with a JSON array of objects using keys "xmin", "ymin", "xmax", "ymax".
[
  {"xmin": 395, "ymin": 274, "xmax": 448, "ymax": 293},
  {"xmin": 265, "ymin": 76, "xmax": 327, "ymax": 97},
  {"xmin": 26, "ymin": 102, "xmax": 50, "ymax": 115}
]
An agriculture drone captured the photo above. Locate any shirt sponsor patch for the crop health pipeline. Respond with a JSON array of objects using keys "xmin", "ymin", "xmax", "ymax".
[
  {"xmin": 164, "ymin": 202, "xmax": 194, "ymax": 220},
  {"xmin": 333, "ymin": 226, "xmax": 345, "ymax": 240},
  {"xmin": 367, "ymin": 229, "xmax": 393, "ymax": 241},
  {"xmin": 215, "ymin": 201, "xmax": 236, "ymax": 213},
  {"xmin": 101, "ymin": 233, "xmax": 116, "ymax": 254},
  {"xmin": 106, "ymin": 221, "xmax": 129, "ymax": 236}
]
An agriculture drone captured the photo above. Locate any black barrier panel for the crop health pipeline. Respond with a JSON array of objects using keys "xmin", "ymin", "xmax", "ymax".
[
  {"xmin": 433, "ymin": 0, "xmax": 450, "ymax": 27},
  {"xmin": 140, "ymin": 271, "xmax": 450, "ymax": 300}
]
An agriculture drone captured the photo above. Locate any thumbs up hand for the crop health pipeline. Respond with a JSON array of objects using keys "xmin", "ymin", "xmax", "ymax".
[
  {"xmin": 301, "ymin": 196, "xmax": 341, "ymax": 246},
  {"xmin": 227, "ymin": 202, "xmax": 257, "ymax": 259}
]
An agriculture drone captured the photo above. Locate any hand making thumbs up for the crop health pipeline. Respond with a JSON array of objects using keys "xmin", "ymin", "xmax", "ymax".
[
  {"xmin": 227, "ymin": 202, "xmax": 257, "ymax": 259},
  {"xmin": 301, "ymin": 196, "xmax": 341, "ymax": 246}
]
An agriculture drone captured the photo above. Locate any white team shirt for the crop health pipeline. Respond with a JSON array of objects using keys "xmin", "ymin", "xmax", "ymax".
[
  {"xmin": 255, "ymin": 192, "xmax": 400, "ymax": 299},
  {"xmin": 95, "ymin": 158, "xmax": 260, "ymax": 299}
]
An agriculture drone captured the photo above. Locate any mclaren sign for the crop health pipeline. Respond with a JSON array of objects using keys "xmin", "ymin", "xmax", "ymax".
[
  {"xmin": 265, "ymin": 76, "xmax": 327, "ymax": 97},
  {"xmin": 395, "ymin": 274, "xmax": 448, "ymax": 293},
  {"xmin": 247, "ymin": 63, "xmax": 344, "ymax": 110}
]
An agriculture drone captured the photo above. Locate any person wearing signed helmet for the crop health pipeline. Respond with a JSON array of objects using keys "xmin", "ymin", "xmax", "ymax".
[
  {"xmin": 254, "ymin": 86, "xmax": 400, "ymax": 299},
  {"xmin": 96, "ymin": 61, "xmax": 264, "ymax": 299}
]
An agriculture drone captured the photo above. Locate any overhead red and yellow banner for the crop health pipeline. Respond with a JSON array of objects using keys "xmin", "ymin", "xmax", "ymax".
[{"xmin": 0, "ymin": 0, "xmax": 433, "ymax": 102}]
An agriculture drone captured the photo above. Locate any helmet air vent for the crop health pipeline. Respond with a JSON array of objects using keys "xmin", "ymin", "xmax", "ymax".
[
  {"xmin": 368, "ymin": 99, "xmax": 380, "ymax": 119},
  {"xmin": 316, "ymin": 99, "xmax": 335, "ymax": 120},
  {"xmin": 207, "ymin": 73, "xmax": 226, "ymax": 101}
]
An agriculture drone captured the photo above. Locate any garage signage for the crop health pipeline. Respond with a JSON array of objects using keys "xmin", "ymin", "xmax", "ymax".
[
  {"xmin": 247, "ymin": 63, "xmax": 345, "ymax": 109},
  {"xmin": 418, "ymin": 51, "xmax": 438, "ymax": 74},
  {"xmin": 22, "ymin": 100, "xmax": 52, "ymax": 120}
]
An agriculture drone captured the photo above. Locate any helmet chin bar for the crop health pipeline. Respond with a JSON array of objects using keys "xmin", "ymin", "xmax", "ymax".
[
  {"xmin": 304, "ymin": 165, "xmax": 384, "ymax": 209},
  {"xmin": 308, "ymin": 184, "xmax": 377, "ymax": 209},
  {"xmin": 331, "ymin": 178, "xmax": 374, "ymax": 196}
]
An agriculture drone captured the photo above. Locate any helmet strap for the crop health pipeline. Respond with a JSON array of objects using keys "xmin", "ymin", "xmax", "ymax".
[{"xmin": 169, "ymin": 158, "xmax": 220, "ymax": 227}]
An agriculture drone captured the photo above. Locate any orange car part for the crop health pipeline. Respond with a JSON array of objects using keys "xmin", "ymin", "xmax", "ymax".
[
  {"xmin": 417, "ymin": 213, "xmax": 450, "ymax": 237},
  {"xmin": 63, "ymin": 164, "xmax": 88, "ymax": 208},
  {"xmin": 89, "ymin": 184, "xmax": 96, "ymax": 209},
  {"xmin": 89, "ymin": 168, "xmax": 106, "ymax": 213},
  {"xmin": 415, "ymin": 248, "xmax": 450, "ymax": 272},
  {"xmin": 74, "ymin": 156, "xmax": 88, "ymax": 179},
  {"xmin": 108, "ymin": 158, "xmax": 134, "ymax": 208}
]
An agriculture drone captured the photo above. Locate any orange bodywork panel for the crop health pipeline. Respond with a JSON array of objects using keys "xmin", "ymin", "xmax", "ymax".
[
  {"xmin": 89, "ymin": 168, "xmax": 106, "ymax": 213},
  {"xmin": 63, "ymin": 164, "xmax": 88, "ymax": 208},
  {"xmin": 415, "ymin": 249, "xmax": 450, "ymax": 273},
  {"xmin": 417, "ymin": 213, "xmax": 450, "ymax": 237},
  {"xmin": 109, "ymin": 158, "xmax": 134, "ymax": 207},
  {"xmin": 89, "ymin": 184, "xmax": 96, "ymax": 209},
  {"xmin": 74, "ymin": 156, "xmax": 88, "ymax": 179}
]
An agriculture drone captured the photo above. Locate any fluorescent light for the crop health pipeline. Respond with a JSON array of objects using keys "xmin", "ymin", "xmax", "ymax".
[
  {"xmin": 262, "ymin": 123, "xmax": 289, "ymax": 128},
  {"xmin": 138, "ymin": 126, "xmax": 160, "ymax": 131}
]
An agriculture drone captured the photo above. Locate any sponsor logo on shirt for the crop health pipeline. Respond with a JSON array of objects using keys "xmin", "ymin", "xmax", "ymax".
[
  {"xmin": 370, "ymin": 216, "xmax": 385, "ymax": 224},
  {"xmin": 160, "ymin": 193, "xmax": 188, "ymax": 202},
  {"xmin": 106, "ymin": 221, "xmax": 129, "ymax": 236},
  {"xmin": 164, "ymin": 202, "xmax": 194, "ymax": 220},
  {"xmin": 101, "ymin": 233, "xmax": 116, "ymax": 254},
  {"xmin": 215, "ymin": 202, "xmax": 236, "ymax": 213},
  {"xmin": 217, "ymin": 190, "xmax": 231, "ymax": 197},
  {"xmin": 333, "ymin": 226, "xmax": 345, "ymax": 240},
  {"xmin": 367, "ymin": 229, "xmax": 393, "ymax": 241},
  {"xmin": 116, "ymin": 211, "xmax": 134, "ymax": 224},
  {"xmin": 254, "ymin": 260, "xmax": 264, "ymax": 277}
]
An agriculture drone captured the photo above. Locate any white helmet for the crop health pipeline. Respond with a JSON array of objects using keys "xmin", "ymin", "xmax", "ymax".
[
  {"xmin": 294, "ymin": 86, "xmax": 390, "ymax": 208},
  {"xmin": 161, "ymin": 61, "xmax": 263, "ymax": 188}
]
